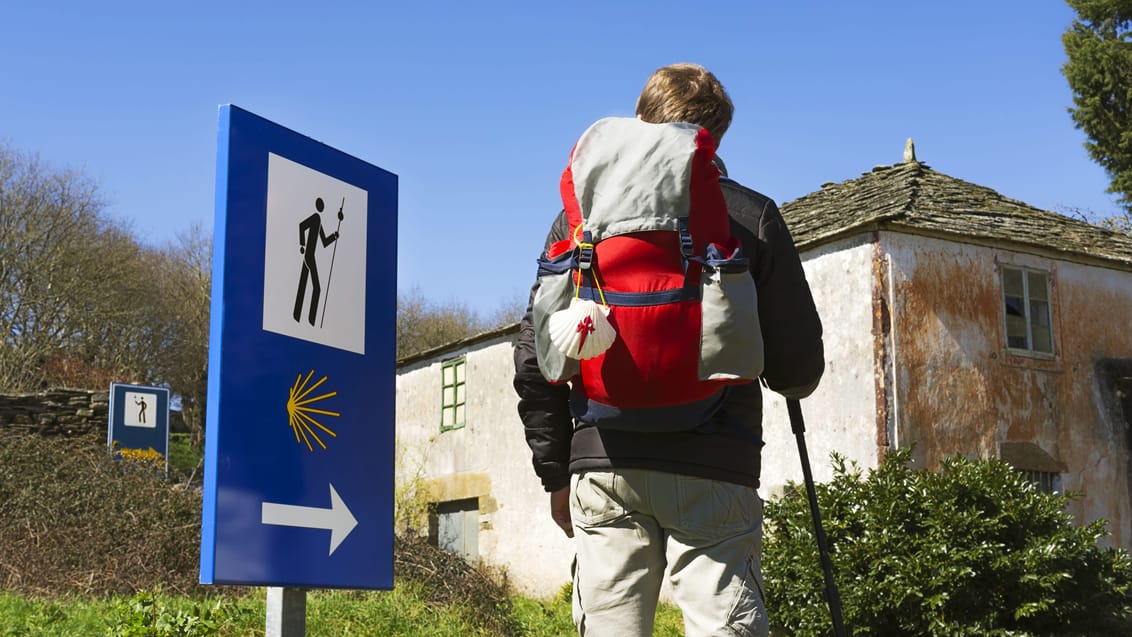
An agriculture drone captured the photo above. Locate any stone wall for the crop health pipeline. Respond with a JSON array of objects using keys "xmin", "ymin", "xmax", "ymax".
[{"xmin": 0, "ymin": 389, "xmax": 109, "ymax": 437}]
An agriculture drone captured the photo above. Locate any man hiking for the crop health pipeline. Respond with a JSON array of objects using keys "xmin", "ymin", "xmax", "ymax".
[{"xmin": 513, "ymin": 63, "xmax": 825, "ymax": 637}]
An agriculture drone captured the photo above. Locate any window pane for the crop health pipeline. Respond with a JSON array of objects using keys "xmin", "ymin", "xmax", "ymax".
[
  {"xmin": 1003, "ymin": 268, "xmax": 1024, "ymax": 296},
  {"xmin": 1027, "ymin": 271, "xmax": 1048, "ymax": 302},
  {"xmin": 441, "ymin": 406, "xmax": 453, "ymax": 428},
  {"xmin": 442, "ymin": 387, "xmax": 454, "ymax": 407},
  {"xmin": 456, "ymin": 384, "xmax": 465, "ymax": 404},
  {"xmin": 1005, "ymin": 313, "xmax": 1028, "ymax": 349},
  {"xmin": 456, "ymin": 362, "xmax": 466, "ymax": 383},
  {"xmin": 1030, "ymin": 298, "xmax": 1052, "ymax": 353},
  {"xmin": 443, "ymin": 365, "xmax": 454, "ymax": 385},
  {"xmin": 455, "ymin": 404, "xmax": 465, "ymax": 425},
  {"xmin": 1004, "ymin": 294, "xmax": 1025, "ymax": 318},
  {"xmin": 1030, "ymin": 300, "xmax": 1050, "ymax": 327}
]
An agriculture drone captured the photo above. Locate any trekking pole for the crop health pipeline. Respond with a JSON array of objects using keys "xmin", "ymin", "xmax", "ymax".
[
  {"xmin": 319, "ymin": 197, "xmax": 345, "ymax": 328},
  {"xmin": 786, "ymin": 398, "xmax": 848, "ymax": 637}
]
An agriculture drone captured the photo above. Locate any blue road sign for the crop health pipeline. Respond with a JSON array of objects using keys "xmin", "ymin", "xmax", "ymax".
[
  {"xmin": 199, "ymin": 105, "xmax": 397, "ymax": 589},
  {"xmin": 108, "ymin": 382, "xmax": 170, "ymax": 475}
]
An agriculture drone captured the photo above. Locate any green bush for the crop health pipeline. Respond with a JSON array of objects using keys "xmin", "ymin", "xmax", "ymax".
[
  {"xmin": 0, "ymin": 432, "xmax": 206, "ymax": 596},
  {"xmin": 763, "ymin": 449, "xmax": 1132, "ymax": 636}
]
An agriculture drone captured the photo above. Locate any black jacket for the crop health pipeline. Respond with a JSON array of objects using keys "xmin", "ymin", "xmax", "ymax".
[{"xmin": 513, "ymin": 173, "xmax": 824, "ymax": 492}]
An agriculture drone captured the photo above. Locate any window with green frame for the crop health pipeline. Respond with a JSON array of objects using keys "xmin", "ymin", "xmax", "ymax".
[
  {"xmin": 440, "ymin": 356, "xmax": 466, "ymax": 431},
  {"xmin": 1001, "ymin": 266, "xmax": 1054, "ymax": 355}
]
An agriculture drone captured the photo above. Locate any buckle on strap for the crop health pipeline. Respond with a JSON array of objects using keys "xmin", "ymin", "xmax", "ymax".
[
  {"xmin": 677, "ymin": 217, "xmax": 693, "ymax": 258},
  {"xmin": 577, "ymin": 231, "xmax": 595, "ymax": 270}
]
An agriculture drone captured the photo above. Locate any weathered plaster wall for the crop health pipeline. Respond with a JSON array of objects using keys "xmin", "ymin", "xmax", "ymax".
[
  {"xmin": 884, "ymin": 232, "xmax": 1132, "ymax": 548},
  {"xmin": 396, "ymin": 335, "xmax": 573, "ymax": 598},
  {"xmin": 393, "ymin": 230, "xmax": 1132, "ymax": 597},
  {"xmin": 759, "ymin": 234, "xmax": 880, "ymax": 498}
]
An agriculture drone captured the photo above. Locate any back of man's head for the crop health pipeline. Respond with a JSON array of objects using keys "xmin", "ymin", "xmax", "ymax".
[{"xmin": 635, "ymin": 63, "xmax": 734, "ymax": 147}]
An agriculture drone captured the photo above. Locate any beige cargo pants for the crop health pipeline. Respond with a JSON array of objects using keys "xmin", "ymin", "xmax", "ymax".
[{"xmin": 570, "ymin": 469, "xmax": 768, "ymax": 637}]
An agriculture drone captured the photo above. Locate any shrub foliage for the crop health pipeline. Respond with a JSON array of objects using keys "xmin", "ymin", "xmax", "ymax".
[
  {"xmin": 763, "ymin": 449, "xmax": 1132, "ymax": 636},
  {"xmin": 0, "ymin": 433, "xmax": 205, "ymax": 596},
  {"xmin": 395, "ymin": 534, "xmax": 518, "ymax": 636}
]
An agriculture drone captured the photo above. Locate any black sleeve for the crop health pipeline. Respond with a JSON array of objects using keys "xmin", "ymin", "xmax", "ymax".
[
  {"xmin": 752, "ymin": 200, "xmax": 825, "ymax": 398},
  {"xmin": 513, "ymin": 211, "xmax": 573, "ymax": 492}
]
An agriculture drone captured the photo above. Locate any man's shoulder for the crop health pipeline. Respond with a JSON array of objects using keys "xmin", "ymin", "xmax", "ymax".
[
  {"xmin": 721, "ymin": 177, "xmax": 774, "ymax": 206},
  {"xmin": 720, "ymin": 177, "xmax": 777, "ymax": 229}
]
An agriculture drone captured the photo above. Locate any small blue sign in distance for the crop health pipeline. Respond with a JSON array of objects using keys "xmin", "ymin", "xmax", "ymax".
[
  {"xmin": 199, "ymin": 105, "xmax": 397, "ymax": 589},
  {"xmin": 108, "ymin": 382, "xmax": 170, "ymax": 476}
]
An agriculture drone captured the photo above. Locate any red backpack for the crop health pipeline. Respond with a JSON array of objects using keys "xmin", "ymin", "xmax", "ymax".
[{"xmin": 532, "ymin": 117, "xmax": 762, "ymax": 428}]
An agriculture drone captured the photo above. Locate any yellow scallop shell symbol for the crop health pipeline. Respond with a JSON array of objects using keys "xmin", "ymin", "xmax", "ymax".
[{"xmin": 286, "ymin": 370, "xmax": 340, "ymax": 451}]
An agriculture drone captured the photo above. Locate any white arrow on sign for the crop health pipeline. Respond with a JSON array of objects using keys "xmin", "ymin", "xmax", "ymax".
[{"xmin": 261, "ymin": 483, "xmax": 358, "ymax": 556}]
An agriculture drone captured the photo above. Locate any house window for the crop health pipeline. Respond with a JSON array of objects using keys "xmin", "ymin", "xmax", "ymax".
[
  {"xmin": 1000, "ymin": 442, "xmax": 1063, "ymax": 496},
  {"xmin": 1024, "ymin": 470, "xmax": 1061, "ymax": 495},
  {"xmin": 1001, "ymin": 266, "xmax": 1053, "ymax": 354},
  {"xmin": 440, "ymin": 356, "xmax": 466, "ymax": 431}
]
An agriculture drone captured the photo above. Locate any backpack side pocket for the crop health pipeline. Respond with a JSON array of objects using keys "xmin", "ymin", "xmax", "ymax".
[
  {"xmin": 533, "ymin": 241, "xmax": 581, "ymax": 382},
  {"xmin": 698, "ymin": 245, "xmax": 763, "ymax": 382}
]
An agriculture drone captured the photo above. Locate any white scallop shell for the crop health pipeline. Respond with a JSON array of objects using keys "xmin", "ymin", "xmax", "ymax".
[{"xmin": 548, "ymin": 298, "xmax": 616, "ymax": 360}]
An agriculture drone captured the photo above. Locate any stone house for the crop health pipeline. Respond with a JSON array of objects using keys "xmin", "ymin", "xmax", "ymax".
[{"xmin": 395, "ymin": 149, "xmax": 1132, "ymax": 598}]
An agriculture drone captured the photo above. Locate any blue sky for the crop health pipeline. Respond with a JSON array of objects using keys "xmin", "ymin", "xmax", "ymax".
[{"xmin": 1, "ymin": 1, "xmax": 1117, "ymax": 314}]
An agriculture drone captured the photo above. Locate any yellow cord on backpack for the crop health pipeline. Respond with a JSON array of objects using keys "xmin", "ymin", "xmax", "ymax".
[{"xmin": 572, "ymin": 223, "xmax": 608, "ymax": 307}]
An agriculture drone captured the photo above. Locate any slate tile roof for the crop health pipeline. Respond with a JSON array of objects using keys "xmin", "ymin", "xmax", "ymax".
[{"xmin": 779, "ymin": 160, "xmax": 1132, "ymax": 268}]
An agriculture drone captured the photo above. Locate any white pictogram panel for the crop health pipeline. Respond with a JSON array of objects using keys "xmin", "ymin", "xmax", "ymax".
[
  {"xmin": 123, "ymin": 391, "xmax": 156, "ymax": 428},
  {"xmin": 262, "ymin": 153, "xmax": 368, "ymax": 354}
]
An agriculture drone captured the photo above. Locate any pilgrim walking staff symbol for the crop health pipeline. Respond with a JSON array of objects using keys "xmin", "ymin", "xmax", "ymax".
[
  {"xmin": 292, "ymin": 197, "xmax": 345, "ymax": 326},
  {"xmin": 134, "ymin": 396, "xmax": 148, "ymax": 424}
]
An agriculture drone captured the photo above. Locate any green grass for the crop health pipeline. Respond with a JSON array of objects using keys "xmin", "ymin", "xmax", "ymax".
[
  {"xmin": 508, "ymin": 584, "xmax": 685, "ymax": 637},
  {"xmin": 0, "ymin": 594, "xmax": 109, "ymax": 636},
  {"xmin": 0, "ymin": 587, "xmax": 688, "ymax": 636}
]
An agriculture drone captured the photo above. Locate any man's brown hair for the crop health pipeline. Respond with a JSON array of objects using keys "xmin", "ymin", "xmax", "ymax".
[{"xmin": 635, "ymin": 63, "xmax": 734, "ymax": 145}]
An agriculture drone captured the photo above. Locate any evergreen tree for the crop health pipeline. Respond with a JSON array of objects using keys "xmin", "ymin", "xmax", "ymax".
[{"xmin": 1062, "ymin": 0, "xmax": 1132, "ymax": 213}]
